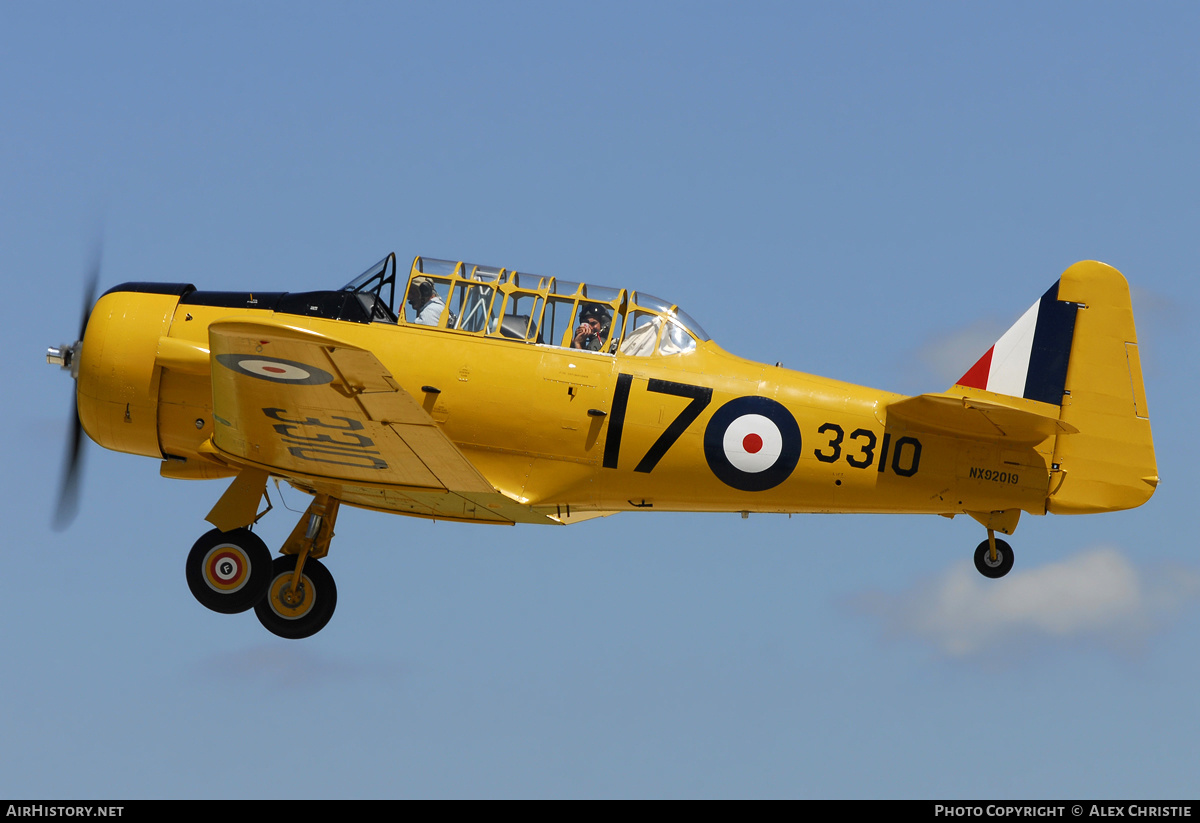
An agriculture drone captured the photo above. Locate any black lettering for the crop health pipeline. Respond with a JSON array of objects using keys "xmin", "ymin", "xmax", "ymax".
[
  {"xmin": 603, "ymin": 373, "xmax": 634, "ymax": 469},
  {"xmin": 273, "ymin": 424, "xmax": 375, "ymax": 448},
  {"xmin": 846, "ymin": 428, "xmax": 876, "ymax": 469},
  {"xmin": 814, "ymin": 423, "xmax": 843, "ymax": 463},
  {"xmin": 286, "ymin": 445, "xmax": 388, "ymax": 470},
  {"xmin": 604, "ymin": 375, "xmax": 711, "ymax": 473},
  {"xmin": 634, "ymin": 379, "xmax": 713, "ymax": 473},
  {"xmin": 280, "ymin": 437, "xmax": 381, "ymax": 456},
  {"xmin": 968, "ymin": 466, "xmax": 1020, "ymax": 485},
  {"xmin": 892, "ymin": 436, "xmax": 922, "ymax": 477},
  {"xmin": 263, "ymin": 408, "xmax": 364, "ymax": 431}
]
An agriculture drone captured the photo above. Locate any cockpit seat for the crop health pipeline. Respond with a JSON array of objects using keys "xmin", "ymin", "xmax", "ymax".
[{"xmin": 499, "ymin": 314, "xmax": 541, "ymax": 343}]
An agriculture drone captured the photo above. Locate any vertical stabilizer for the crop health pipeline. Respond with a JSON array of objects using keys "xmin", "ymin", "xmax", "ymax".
[{"xmin": 953, "ymin": 261, "xmax": 1157, "ymax": 514}]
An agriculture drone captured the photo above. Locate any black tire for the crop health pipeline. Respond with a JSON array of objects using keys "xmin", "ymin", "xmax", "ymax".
[
  {"xmin": 974, "ymin": 538, "xmax": 1015, "ymax": 579},
  {"xmin": 254, "ymin": 555, "xmax": 337, "ymax": 640},
  {"xmin": 185, "ymin": 528, "xmax": 273, "ymax": 614}
]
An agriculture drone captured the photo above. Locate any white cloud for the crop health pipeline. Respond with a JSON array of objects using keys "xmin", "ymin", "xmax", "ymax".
[{"xmin": 854, "ymin": 548, "xmax": 1200, "ymax": 658}]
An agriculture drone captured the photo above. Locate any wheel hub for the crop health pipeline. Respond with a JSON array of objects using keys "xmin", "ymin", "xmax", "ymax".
[
  {"xmin": 268, "ymin": 572, "xmax": 315, "ymax": 619},
  {"xmin": 281, "ymin": 583, "xmax": 307, "ymax": 607},
  {"xmin": 203, "ymin": 546, "xmax": 250, "ymax": 592}
]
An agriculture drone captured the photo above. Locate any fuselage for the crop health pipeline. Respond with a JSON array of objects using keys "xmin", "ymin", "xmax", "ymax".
[{"xmin": 76, "ymin": 281, "xmax": 1054, "ymax": 524}]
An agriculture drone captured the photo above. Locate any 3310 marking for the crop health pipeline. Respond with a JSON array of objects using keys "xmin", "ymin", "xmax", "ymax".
[
  {"xmin": 262, "ymin": 407, "xmax": 389, "ymax": 470},
  {"xmin": 813, "ymin": 423, "xmax": 921, "ymax": 477}
]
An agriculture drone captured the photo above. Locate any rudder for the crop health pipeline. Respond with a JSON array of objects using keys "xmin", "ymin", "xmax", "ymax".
[{"xmin": 1048, "ymin": 261, "xmax": 1157, "ymax": 513}]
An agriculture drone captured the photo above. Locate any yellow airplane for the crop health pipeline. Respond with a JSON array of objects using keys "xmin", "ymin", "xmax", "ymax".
[{"xmin": 47, "ymin": 253, "xmax": 1158, "ymax": 638}]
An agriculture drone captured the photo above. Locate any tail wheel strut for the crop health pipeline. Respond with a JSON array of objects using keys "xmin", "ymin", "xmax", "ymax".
[{"xmin": 973, "ymin": 530, "xmax": 1014, "ymax": 578}]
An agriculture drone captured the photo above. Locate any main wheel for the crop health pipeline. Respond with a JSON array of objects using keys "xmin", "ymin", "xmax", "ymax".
[
  {"xmin": 974, "ymin": 538, "xmax": 1015, "ymax": 579},
  {"xmin": 254, "ymin": 555, "xmax": 337, "ymax": 639},
  {"xmin": 186, "ymin": 528, "xmax": 273, "ymax": 614}
]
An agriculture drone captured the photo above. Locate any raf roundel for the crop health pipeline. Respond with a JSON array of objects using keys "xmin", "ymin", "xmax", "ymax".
[
  {"xmin": 703, "ymin": 396, "xmax": 801, "ymax": 492},
  {"xmin": 204, "ymin": 545, "xmax": 250, "ymax": 593},
  {"xmin": 215, "ymin": 354, "xmax": 334, "ymax": 385}
]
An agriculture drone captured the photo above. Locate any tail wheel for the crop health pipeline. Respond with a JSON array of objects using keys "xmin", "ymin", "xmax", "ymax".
[
  {"xmin": 973, "ymin": 538, "xmax": 1015, "ymax": 579},
  {"xmin": 254, "ymin": 555, "xmax": 337, "ymax": 639},
  {"xmin": 186, "ymin": 528, "xmax": 273, "ymax": 614}
]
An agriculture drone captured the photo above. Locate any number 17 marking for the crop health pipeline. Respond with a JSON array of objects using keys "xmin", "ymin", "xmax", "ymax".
[{"xmin": 603, "ymin": 375, "xmax": 712, "ymax": 472}]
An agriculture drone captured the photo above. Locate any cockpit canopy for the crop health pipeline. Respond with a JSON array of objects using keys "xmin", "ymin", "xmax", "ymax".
[{"xmin": 341, "ymin": 253, "xmax": 710, "ymax": 357}]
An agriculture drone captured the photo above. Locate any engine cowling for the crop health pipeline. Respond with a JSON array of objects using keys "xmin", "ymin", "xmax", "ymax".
[{"xmin": 76, "ymin": 285, "xmax": 189, "ymax": 458}]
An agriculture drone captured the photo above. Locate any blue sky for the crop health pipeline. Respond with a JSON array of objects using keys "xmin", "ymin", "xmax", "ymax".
[{"xmin": 3, "ymin": 1, "xmax": 1198, "ymax": 798}]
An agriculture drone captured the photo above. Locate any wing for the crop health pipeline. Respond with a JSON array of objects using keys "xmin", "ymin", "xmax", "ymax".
[{"xmin": 207, "ymin": 320, "xmax": 554, "ymax": 524}]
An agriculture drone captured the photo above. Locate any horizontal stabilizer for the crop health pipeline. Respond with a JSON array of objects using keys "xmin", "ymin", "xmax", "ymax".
[{"xmin": 887, "ymin": 392, "xmax": 1078, "ymax": 444}]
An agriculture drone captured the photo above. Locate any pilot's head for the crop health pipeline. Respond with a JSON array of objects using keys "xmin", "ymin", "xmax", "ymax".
[
  {"xmin": 579, "ymin": 304, "xmax": 611, "ymax": 334},
  {"xmin": 407, "ymin": 277, "xmax": 436, "ymax": 310}
]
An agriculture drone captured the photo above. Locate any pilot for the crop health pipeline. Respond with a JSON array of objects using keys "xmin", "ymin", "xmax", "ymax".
[
  {"xmin": 407, "ymin": 277, "xmax": 446, "ymax": 326},
  {"xmin": 572, "ymin": 304, "xmax": 611, "ymax": 351}
]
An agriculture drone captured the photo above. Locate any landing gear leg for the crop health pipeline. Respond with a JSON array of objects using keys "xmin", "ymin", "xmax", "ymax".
[
  {"xmin": 254, "ymin": 494, "xmax": 341, "ymax": 639},
  {"xmin": 973, "ymin": 529, "xmax": 1014, "ymax": 578}
]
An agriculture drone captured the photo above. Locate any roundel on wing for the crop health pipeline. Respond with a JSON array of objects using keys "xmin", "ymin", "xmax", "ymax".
[
  {"xmin": 703, "ymin": 396, "xmax": 801, "ymax": 492},
  {"xmin": 215, "ymin": 354, "xmax": 334, "ymax": 385}
]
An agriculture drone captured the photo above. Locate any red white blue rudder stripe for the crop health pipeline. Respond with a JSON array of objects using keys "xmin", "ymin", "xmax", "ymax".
[{"xmin": 956, "ymin": 280, "xmax": 1079, "ymax": 406}]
